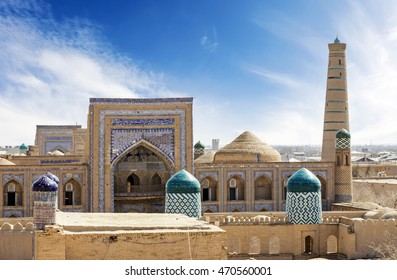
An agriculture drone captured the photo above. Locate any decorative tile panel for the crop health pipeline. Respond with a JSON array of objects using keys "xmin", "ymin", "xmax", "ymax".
[
  {"xmin": 110, "ymin": 128, "xmax": 174, "ymax": 162},
  {"xmin": 197, "ymin": 171, "xmax": 218, "ymax": 181},
  {"xmin": 286, "ymin": 192, "xmax": 322, "ymax": 224},
  {"xmin": 165, "ymin": 192, "xmax": 201, "ymax": 218},
  {"xmin": 254, "ymin": 171, "xmax": 273, "ymax": 180},
  {"xmin": 111, "ymin": 118, "xmax": 175, "ymax": 126},
  {"xmin": 2, "ymin": 174, "xmax": 24, "ymax": 185},
  {"xmin": 227, "ymin": 171, "xmax": 245, "ymax": 180},
  {"xmin": 254, "ymin": 203, "xmax": 274, "ymax": 212}
]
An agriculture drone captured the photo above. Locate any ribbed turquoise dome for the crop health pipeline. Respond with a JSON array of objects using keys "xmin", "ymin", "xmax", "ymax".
[
  {"xmin": 287, "ymin": 168, "xmax": 321, "ymax": 193},
  {"xmin": 166, "ymin": 169, "xmax": 200, "ymax": 193},
  {"xmin": 336, "ymin": 129, "xmax": 350, "ymax": 139}
]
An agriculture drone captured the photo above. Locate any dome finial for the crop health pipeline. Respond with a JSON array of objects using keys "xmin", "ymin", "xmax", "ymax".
[{"xmin": 334, "ymin": 35, "xmax": 340, "ymax": 44}]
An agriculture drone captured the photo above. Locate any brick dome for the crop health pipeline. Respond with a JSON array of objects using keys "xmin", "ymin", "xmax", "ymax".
[{"xmin": 213, "ymin": 131, "xmax": 281, "ymax": 163}]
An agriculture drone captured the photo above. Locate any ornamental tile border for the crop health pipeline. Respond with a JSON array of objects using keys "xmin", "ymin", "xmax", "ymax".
[{"xmin": 111, "ymin": 118, "xmax": 175, "ymax": 126}]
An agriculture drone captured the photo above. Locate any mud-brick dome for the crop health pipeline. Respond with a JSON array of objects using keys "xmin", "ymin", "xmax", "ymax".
[
  {"xmin": 166, "ymin": 169, "xmax": 200, "ymax": 194},
  {"xmin": 287, "ymin": 168, "xmax": 321, "ymax": 193},
  {"xmin": 32, "ymin": 172, "xmax": 59, "ymax": 192},
  {"xmin": 213, "ymin": 131, "xmax": 281, "ymax": 163}
]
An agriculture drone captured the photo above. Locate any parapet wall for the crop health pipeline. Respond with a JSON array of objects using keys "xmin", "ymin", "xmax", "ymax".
[
  {"xmin": 34, "ymin": 225, "xmax": 227, "ymax": 260},
  {"xmin": 0, "ymin": 220, "xmax": 34, "ymax": 260}
]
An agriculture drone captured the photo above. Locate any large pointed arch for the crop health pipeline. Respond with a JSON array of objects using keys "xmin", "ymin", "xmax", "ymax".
[
  {"xmin": 111, "ymin": 139, "xmax": 173, "ymax": 213},
  {"xmin": 111, "ymin": 139, "xmax": 174, "ymax": 172}
]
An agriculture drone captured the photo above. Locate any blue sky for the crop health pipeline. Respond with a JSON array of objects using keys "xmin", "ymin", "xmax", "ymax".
[{"xmin": 1, "ymin": 0, "xmax": 397, "ymax": 147}]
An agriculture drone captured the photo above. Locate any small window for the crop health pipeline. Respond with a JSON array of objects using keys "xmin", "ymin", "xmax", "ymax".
[
  {"xmin": 229, "ymin": 178, "xmax": 237, "ymax": 201},
  {"xmin": 8, "ymin": 183, "xmax": 15, "ymax": 192},
  {"xmin": 202, "ymin": 179, "xmax": 210, "ymax": 201},
  {"xmin": 7, "ymin": 192, "xmax": 16, "ymax": 206},
  {"xmin": 339, "ymin": 59, "xmax": 342, "ymax": 65},
  {"xmin": 65, "ymin": 183, "xmax": 73, "ymax": 192}
]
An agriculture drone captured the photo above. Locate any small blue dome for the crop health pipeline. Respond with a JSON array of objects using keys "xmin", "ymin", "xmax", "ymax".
[
  {"xmin": 336, "ymin": 129, "xmax": 350, "ymax": 139},
  {"xmin": 32, "ymin": 173, "xmax": 59, "ymax": 191},
  {"xmin": 20, "ymin": 143, "xmax": 28, "ymax": 150},
  {"xmin": 166, "ymin": 169, "xmax": 200, "ymax": 193},
  {"xmin": 287, "ymin": 168, "xmax": 321, "ymax": 193},
  {"xmin": 334, "ymin": 36, "xmax": 340, "ymax": 43}
]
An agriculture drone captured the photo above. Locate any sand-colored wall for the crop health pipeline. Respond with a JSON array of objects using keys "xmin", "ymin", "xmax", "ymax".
[
  {"xmin": 0, "ymin": 220, "xmax": 33, "ymax": 260},
  {"xmin": 34, "ymin": 225, "xmax": 226, "ymax": 260}
]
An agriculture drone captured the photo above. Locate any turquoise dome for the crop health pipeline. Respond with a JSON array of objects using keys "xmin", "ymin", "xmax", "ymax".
[
  {"xmin": 287, "ymin": 168, "xmax": 321, "ymax": 193},
  {"xmin": 194, "ymin": 141, "xmax": 205, "ymax": 150},
  {"xmin": 336, "ymin": 129, "xmax": 350, "ymax": 139},
  {"xmin": 20, "ymin": 143, "xmax": 28, "ymax": 150},
  {"xmin": 166, "ymin": 169, "xmax": 200, "ymax": 193},
  {"xmin": 334, "ymin": 36, "xmax": 340, "ymax": 43}
]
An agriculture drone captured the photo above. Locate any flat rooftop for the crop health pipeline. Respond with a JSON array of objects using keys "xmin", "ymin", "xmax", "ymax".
[
  {"xmin": 354, "ymin": 178, "xmax": 397, "ymax": 184},
  {"xmin": 55, "ymin": 211, "xmax": 220, "ymax": 233}
]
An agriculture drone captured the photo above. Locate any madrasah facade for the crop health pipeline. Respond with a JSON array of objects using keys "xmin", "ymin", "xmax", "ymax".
[{"xmin": 0, "ymin": 37, "xmax": 352, "ymax": 218}]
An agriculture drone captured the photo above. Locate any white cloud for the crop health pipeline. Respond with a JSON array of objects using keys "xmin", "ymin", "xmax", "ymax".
[
  {"xmin": 246, "ymin": 66, "xmax": 302, "ymax": 88},
  {"xmin": 0, "ymin": 0, "xmax": 171, "ymax": 145},
  {"xmin": 200, "ymin": 26, "xmax": 218, "ymax": 52}
]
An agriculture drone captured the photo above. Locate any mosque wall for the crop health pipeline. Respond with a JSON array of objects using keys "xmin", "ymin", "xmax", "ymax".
[
  {"xmin": 196, "ymin": 162, "xmax": 334, "ymax": 213},
  {"xmin": 0, "ymin": 164, "xmax": 88, "ymax": 217},
  {"xmin": 34, "ymin": 225, "xmax": 227, "ymax": 260},
  {"xmin": 34, "ymin": 125, "xmax": 86, "ymax": 156}
]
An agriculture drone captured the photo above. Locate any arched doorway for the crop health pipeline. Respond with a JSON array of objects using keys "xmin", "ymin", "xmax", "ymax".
[
  {"xmin": 304, "ymin": 236, "xmax": 314, "ymax": 254},
  {"xmin": 112, "ymin": 142, "xmax": 172, "ymax": 213}
]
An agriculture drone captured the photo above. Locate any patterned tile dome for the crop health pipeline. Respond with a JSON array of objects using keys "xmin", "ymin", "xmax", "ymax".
[
  {"xmin": 287, "ymin": 168, "xmax": 321, "ymax": 193},
  {"xmin": 165, "ymin": 169, "xmax": 201, "ymax": 218},
  {"xmin": 166, "ymin": 169, "xmax": 200, "ymax": 193},
  {"xmin": 286, "ymin": 168, "xmax": 322, "ymax": 224}
]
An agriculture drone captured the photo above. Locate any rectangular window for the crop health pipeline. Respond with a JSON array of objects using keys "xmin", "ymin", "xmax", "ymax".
[
  {"xmin": 203, "ymin": 188, "xmax": 210, "ymax": 201},
  {"xmin": 7, "ymin": 192, "xmax": 16, "ymax": 206},
  {"xmin": 229, "ymin": 188, "xmax": 236, "ymax": 201},
  {"xmin": 65, "ymin": 191, "xmax": 73, "ymax": 205}
]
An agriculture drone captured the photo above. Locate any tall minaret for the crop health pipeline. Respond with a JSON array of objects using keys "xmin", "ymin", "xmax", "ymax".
[{"xmin": 321, "ymin": 37, "xmax": 350, "ymax": 162}]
